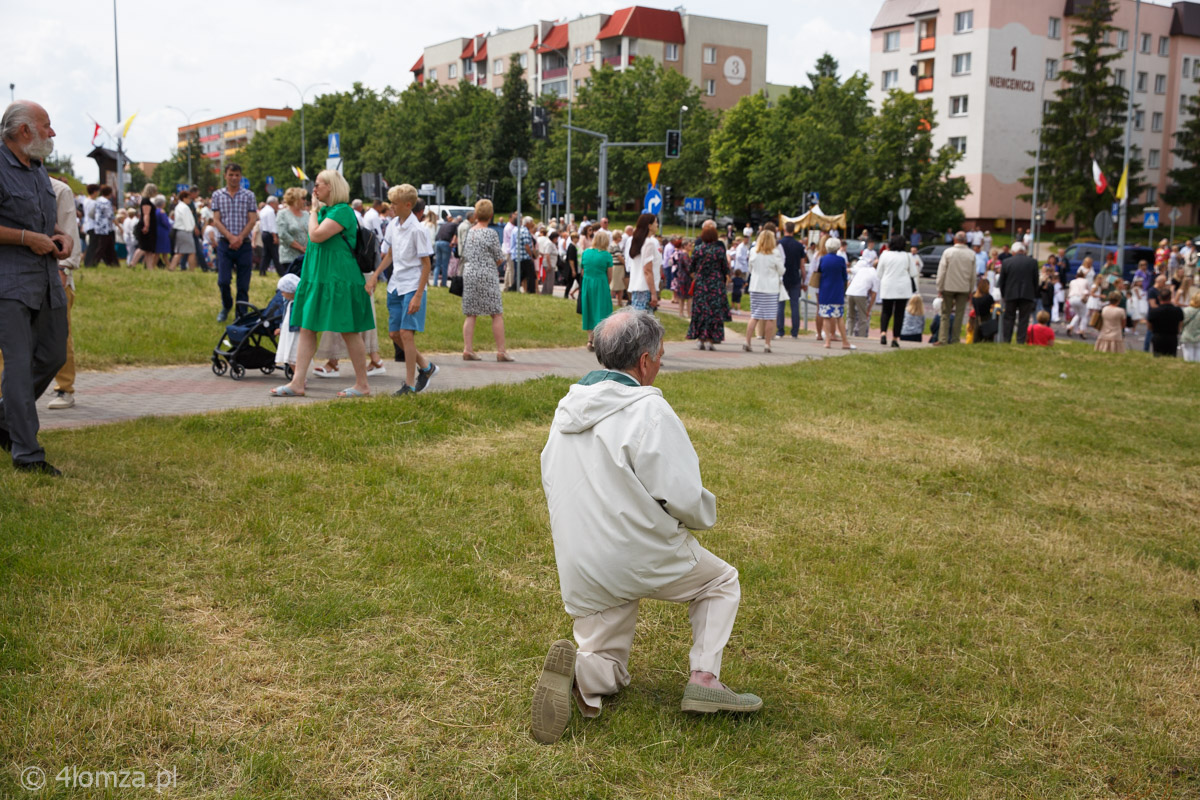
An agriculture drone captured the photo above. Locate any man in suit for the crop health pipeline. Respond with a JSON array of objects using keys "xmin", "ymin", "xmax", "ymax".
[
  {"xmin": 934, "ymin": 231, "xmax": 977, "ymax": 345},
  {"xmin": 0, "ymin": 101, "xmax": 72, "ymax": 475},
  {"xmin": 998, "ymin": 242, "xmax": 1040, "ymax": 344}
]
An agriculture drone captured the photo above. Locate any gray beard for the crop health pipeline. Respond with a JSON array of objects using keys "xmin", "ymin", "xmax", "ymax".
[{"xmin": 26, "ymin": 134, "xmax": 54, "ymax": 161}]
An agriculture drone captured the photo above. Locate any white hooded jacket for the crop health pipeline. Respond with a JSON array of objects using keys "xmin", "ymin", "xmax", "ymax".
[{"xmin": 541, "ymin": 375, "xmax": 717, "ymax": 617}]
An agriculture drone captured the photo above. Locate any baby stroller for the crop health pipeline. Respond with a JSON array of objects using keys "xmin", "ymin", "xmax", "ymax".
[{"xmin": 211, "ymin": 292, "xmax": 293, "ymax": 381}]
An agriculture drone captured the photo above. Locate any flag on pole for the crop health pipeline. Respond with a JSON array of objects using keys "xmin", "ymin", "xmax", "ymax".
[
  {"xmin": 291, "ymin": 165, "xmax": 308, "ymax": 182},
  {"xmin": 91, "ymin": 123, "xmax": 103, "ymax": 146},
  {"xmin": 120, "ymin": 112, "xmax": 138, "ymax": 139},
  {"xmin": 1115, "ymin": 165, "xmax": 1129, "ymax": 203},
  {"xmin": 1092, "ymin": 160, "xmax": 1107, "ymax": 195}
]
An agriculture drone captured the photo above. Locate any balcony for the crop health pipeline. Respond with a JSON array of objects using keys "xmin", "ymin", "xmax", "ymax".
[
  {"xmin": 916, "ymin": 76, "xmax": 934, "ymax": 93},
  {"xmin": 918, "ymin": 36, "xmax": 936, "ymax": 52},
  {"xmin": 542, "ymin": 66, "xmax": 568, "ymax": 80}
]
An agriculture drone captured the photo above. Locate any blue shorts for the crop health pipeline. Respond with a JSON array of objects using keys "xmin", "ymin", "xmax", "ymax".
[
  {"xmin": 629, "ymin": 290, "xmax": 652, "ymax": 310},
  {"xmin": 387, "ymin": 289, "xmax": 427, "ymax": 332}
]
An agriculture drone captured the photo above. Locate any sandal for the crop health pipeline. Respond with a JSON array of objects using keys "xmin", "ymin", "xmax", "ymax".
[
  {"xmin": 742, "ymin": 344, "xmax": 752, "ymax": 352},
  {"xmin": 270, "ymin": 385, "xmax": 304, "ymax": 397},
  {"xmin": 366, "ymin": 361, "xmax": 387, "ymax": 376},
  {"xmin": 337, "ymin": 387, "xmax": 370, "ymax": 398},
  {"xmin": 463, "ymin": 352, "xmax": 482, "ymax": 361},
  {"xmin": 497, "ymin": 354, "xmax": 515, "ymax": 362},
  {"xmin": 312, "ymin": 364, "xmax": 340, "ymax": 378}
]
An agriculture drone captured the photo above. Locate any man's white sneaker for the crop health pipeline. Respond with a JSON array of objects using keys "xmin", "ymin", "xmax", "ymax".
[{"xmin": 47, "ymin": 391, "xmax": 75, "ymax": 410}]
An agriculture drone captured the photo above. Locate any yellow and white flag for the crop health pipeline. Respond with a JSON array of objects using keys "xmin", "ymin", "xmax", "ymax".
[
  {"xmin": 120, "ymin": 112, "xmax": 138, "ymax": 139},
  {"xmin": 1115, "ymin": 165, "xmax": 1129, "ymax": 203},
  {"xmin": 291, "ymin": 165, "xmax": 308, "ymax": 182}
]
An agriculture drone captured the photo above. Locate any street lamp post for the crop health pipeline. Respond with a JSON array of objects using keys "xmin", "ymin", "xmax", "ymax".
[
  {"xmin": 679, "ymin": 104, "xmax": 688, "ymax": 135},
  {"xmin": 112, "ymin": 0, "xmax": 125, "ymax": 206},
  {"xmin": 274, "ymin": 79, "xmax": 330, "ymax": 180},
  {"xmin": 167, "ymin": 106, "xmax": 210, "ymax": 187}
]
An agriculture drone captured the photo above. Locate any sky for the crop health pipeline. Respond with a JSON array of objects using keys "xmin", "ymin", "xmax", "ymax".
[{"xmin": 6, "ymin": 0, "xmax": 880, "ymax": 183}]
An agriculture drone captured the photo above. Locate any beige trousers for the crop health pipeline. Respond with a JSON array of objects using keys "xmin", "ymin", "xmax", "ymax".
[{"xmin": 572, "ymin": 546, "xmax": 740, "ymax": 714}]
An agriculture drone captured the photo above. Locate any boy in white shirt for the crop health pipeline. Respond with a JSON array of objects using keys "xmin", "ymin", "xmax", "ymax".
[{"xmin": 366, "ymin": 184, "xmax": 437, "ymax": 395}]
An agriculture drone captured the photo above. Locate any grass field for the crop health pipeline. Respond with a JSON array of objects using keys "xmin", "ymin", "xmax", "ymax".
[
  {"xmin": 67, "ymin": 268, "xmax": 690, "ymax": 370},
  {"xmin": 3, "ymin": 346, "xmax": 1199, "ymax": 798}
]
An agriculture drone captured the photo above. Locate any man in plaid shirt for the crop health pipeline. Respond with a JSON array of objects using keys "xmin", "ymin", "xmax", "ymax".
[{"xmin": 210, "ymin": 163, "xmax": 258, "ymax": 322}]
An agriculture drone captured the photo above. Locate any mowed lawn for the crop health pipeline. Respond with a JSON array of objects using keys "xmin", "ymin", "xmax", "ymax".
[
  {"xmin": 67, "ymin": 267, "xmax": 689, "ymax": 370},
  {"xmin": 2, "ymin": 347, "xmax": 1199, "ymax": 798}
]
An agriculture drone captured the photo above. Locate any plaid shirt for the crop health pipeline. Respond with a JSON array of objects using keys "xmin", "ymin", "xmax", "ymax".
[
  {"xmin": 516, "ymin": 226, "xmax": 536, "ymax": 262},
  {"xmin": 210, "ymin": 186, "xmax": 257, "ymax": 241}
]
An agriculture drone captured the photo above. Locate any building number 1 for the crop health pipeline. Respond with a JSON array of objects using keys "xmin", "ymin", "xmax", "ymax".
[{"xmin": 1011, "ymin": 47, "xmax": 1017, "ymax": 71}]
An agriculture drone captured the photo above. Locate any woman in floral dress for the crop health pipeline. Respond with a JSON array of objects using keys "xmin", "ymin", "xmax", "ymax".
[
  {"xmin": 460, "ymin": 199, "xmax": 514, "ymax": 362},
  {"xmin": 686, "ymin": 224, "xmax": 731, "ymax": 349}
]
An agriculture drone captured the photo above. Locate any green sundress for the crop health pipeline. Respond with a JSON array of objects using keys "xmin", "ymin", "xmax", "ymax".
[{"xmin": 292, "ymin": 203, "xmax": 374, "ymax": 333}]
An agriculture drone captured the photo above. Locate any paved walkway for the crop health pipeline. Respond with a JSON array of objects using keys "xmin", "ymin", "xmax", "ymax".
[{"xmin": 40, "ymin": 326, "xmax": 899, "ymax": 431}]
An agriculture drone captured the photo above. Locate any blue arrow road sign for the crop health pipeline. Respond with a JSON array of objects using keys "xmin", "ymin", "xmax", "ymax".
[
  {"xmin": 643, "ymin": 188, "xmax": 663, "ymax": 215},
  {"xmin": 683, "ymin": 197, "xmax": 705, "ymax": 213},
  {"xmin": 240, "ymin": 177, "xmax": 251, "ymax": 190},
  {"xmin": 1144, "ymin": 211, "xmax": 1159, "ymax": 229},
  {"xmin": 550, "ymin": 189, "xmax": 559, "ymax": 205},
  {"xmin": 175, "ymin": 183, "xmax": 188, "ymax": 193},
  {"xmin": 274, "ymin": 188, "xmax": 284, "ymax": 198}
]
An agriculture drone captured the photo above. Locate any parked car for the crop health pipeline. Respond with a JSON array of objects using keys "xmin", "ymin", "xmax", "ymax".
[
  {"xmin": 673, "ymin": 207, "xmax": 734, "ymax": 228},
  {"xmin": 425, "ymin": 204, "xmax": 475, "ymax": 223},
  {"xmin": 843, "ymin": 238, "xmax": 866, "ymax": 266},
  {"xmin": 1060, "ymin": 242, "xmax": 1156, "ymax": 282},
  {"xmin": 916, "ymin": 244, "xmax": 951, "ymax": 278}
]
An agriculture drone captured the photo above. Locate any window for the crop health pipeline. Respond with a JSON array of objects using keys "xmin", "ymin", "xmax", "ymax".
[
  {"xmin": 1155, "ymin": 74, "xmax": 1166, "ymax": 93},
  {"xmin": 1195, "ymin": 60, "xmax": 1200, "ymax": 79},
  {"xmin": 574, "ymin": 48, "xmax": 581, "ymax": 64},
  {"xmin": 665, "ymin": 43, "xmax": 679, "ymax": 61},
  {"xmin": 1149, "ymin": 149, "xmax": 1160, "ymax": 168},
  {"xmin": 1186, "ymin": 57, "xmax": 1192, "ymax": 79},
  {"xmin": 953, "ymin": 52, "xmax": 971, "ymax": 75},
  {"xmin": 1114, "ymin": 68, "xmax": 1126, "ymax": 87},
  {"xmin": 574, "ymin": 79, "xmax": 581, "ymax": 90},
  {"xmin": 884, "ymin": 30, "xmax": 900, "ymax": 51},
  {"xmin": 1046, "ymin": 59, "xmax": 1059, "ymax": 80},
  {"xmin": 950, "ymin": 94, "xmax": 968, "ymax": 116},
  {"xmin": 1152, "ymin": 111, "xmax": 1163, "ymax": 131},
  {"xmin": 428, "ymin": 67, "xmax": 437, "ymax": 81},
  {"xmin": 1137, "ymin": 71, "xmax": 1147, "ymax": 92},
  {"xmin": 1146, "ymin": 186, "xmax": 1157, "ymax": 203},
  {"xmin": 954, "ymin": 10, "xmax": 973, "ymax": 32},
  {"xmin": 1184, "ymin": 94, "xmax": 1190, "ymax": 113},
  {"xmin": 1135, "ymin": 109, "xmax": 1145, "ymax": 130},
  {"xmin": 1043, "ymin": 99, "xmax": 1053, "ymax": 115},
  {"xmin": 882, "ymin": 69, "xmax": 899, "ymax": 89},
  {"xmin": 703, "ymin": 46, "xmax": 717, "ymax": 64},
  {"xmin": 519, "ymin": 53, "xmax": 528, "ymax": 68},
  {"xmin": 705, "ymin": 79, "xmax": 716, "ymax": 96},
  {"xmin": 948, "ymin": 136, "xmax": 967, "ymax": 155},
  {"xmin": 1048, "ymin": 17, "xmax": 1061, "ymax": 39},
  {"xmin": 448, "ymin": 63, "xmax": 456, "ymax": 79},
  {"xmin": 465, "ymin": 60, "xmax": 473, "ymax": 74},
  {"xmin": 1117, "ymin": 30, "xmax": 1128, "ymax": 50},
  {"xmin": 1140, "ymin": 33, "xmax": 1151, "ymax": 53},
  {"xmin": 494, "ymin": 88, "xmax": 503, "ymax": 97},
  {"xmin": 494, "ymin": 59, "xmax": 503, "ymax": 75},
  {"xmin": 585, "ymin": 45, "xmax": 594, "ymax": 62},
  {"xmin": 1159, "ymin": 36, "xmax": 1169, "ymax": 56},
  {"xmin": 1132, "ymin": 144, "xmax": 1142, "ymax": 160}
]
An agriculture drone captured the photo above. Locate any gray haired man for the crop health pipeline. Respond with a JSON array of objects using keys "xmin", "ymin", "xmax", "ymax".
[
  {"xmin": 534, "ymin": 309, "xmax": 760, "ymax": 744},
  {"xmin": 934, "ymin": 230, "xmax": 977, "ymax": 345},
  {"xmin": 0, "ymin": 101, "xmax": 72, "ymax": 475}
]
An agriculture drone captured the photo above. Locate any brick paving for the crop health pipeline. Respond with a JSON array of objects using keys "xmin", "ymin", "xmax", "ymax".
[{"xmin": 39, "ymin": 322, "xmax": 900, "ymax": 431}]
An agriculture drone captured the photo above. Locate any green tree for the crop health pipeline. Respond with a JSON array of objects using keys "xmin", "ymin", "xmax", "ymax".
[
  {"xmin": 44, "ymin": 153, "xmax": 80, "ymax": 182},
  {"xmin": 807, "ymin": 53, "xmax": 841, "ymax": 89},
  {"xmin": 1164, "ymin": 93, "xmax": 1200, "ymax": 221},
  {"xmin": 709, "ymin": 93, "xmax": 773, "ymax": 216},
  {"xmin": 491, "ymin": 56, "xmax": 535, "ymax": 211},
  {"xmin": 1021, "ymin": 0, "xmax": 1141, "ymax": 235},
  {"xmin": 152, "ymin": 138, "xmax": 219, "ymax": 196}
]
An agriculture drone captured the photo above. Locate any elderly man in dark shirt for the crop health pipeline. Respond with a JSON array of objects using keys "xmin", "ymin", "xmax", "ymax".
[{"xmin": 0, "ymin": 101, "xmax": 73, "ymax": 475}]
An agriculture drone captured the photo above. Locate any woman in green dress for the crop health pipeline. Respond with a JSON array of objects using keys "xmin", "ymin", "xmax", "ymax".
[
  {"xmin": 270, "ymin": 170, "xmax": 376, "ymax": 398},
  {"xmin": 581, "ymin": 229, "xmax": 615, "ymax": 351}
]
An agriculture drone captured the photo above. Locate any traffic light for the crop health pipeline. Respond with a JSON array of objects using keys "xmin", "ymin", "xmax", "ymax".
[
  {"xmin": 661, "ymin": 184, "xmax": 672, "ymax": 210},
  {"xmin": 531, "ymin": 107, "xmax": 549, "ymax": 140},
  {"xmin": 665, "ymin": 129, "xmax": 681, "ymax": 159},
  {"xmin": 538, "ymin": 181, "xmax": 547, "ymax": 206}
]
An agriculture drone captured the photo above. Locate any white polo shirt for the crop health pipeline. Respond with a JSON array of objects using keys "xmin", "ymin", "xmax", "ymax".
[
  {"xmin": 259, "ymin": 203, "xmax": 277, "ymax": 235},
  {"xmin": 382, "ymin": 212, "xmax": 434, "ymax": 296}
]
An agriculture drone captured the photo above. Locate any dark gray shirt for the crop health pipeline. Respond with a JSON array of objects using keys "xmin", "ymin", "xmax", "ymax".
[{"xmin": 0, "ymin": 143, "xmax": 65, "ymax": 309}]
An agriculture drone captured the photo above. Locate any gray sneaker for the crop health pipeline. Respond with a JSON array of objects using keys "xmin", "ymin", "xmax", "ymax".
[
  {"xmin": 47, "ymin": 391, "xmax": 75, "ymax": 409},
  {"xmin": 680, "ymin": 682, "xmax": 763, "ymax": 714},
  {"xmin": 414, "ymin": 361, "xmax": 438, "ymax": 393},
  {"xmin": 531, "ymin": 639, "xmax": 576, "ymax": 744}
]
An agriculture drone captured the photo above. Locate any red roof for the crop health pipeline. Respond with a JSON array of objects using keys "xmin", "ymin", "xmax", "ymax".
[
  {"xmin": 460, "ymin": 40, "xmax": 475, "ymax": 59},
  {"xmin": 410, "ymin": 54, "xmax": 424, "ymax": 72},
  {"xmin": 473, "ymin": 41, "xmax": 488, "ymax": 62},
  {"xmin": 597, "ymin": 6, "xmax": 684, "ymax": 43},
  {"xmin": 537, "ymin": 23, "xmax": 570, "ymax": 54}
]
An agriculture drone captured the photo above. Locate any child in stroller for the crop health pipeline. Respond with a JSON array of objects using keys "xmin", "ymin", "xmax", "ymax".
[{"xmin": 211, "ymin": 286, "xmax": 290, "ymax": 380}]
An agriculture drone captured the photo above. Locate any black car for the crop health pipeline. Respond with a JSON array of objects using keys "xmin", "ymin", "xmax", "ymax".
[
  {"xmin": 1061, "ymin": 242, "xmax": 1156, "ymax": 282},
  {"xmin": 916, "ymin": 244, "xmax": 951, "ymax": 277}
]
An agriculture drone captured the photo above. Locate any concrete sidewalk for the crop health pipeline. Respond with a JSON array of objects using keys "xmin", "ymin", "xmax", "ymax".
[{"xmin": 39, "ymin": 329, "xmax": 900, "ymax": 431}]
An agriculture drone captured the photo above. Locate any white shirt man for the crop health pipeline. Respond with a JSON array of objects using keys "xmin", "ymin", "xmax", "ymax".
[
  {"xmin": 351, "ymin": 199, "xmax": 365, "ymax": 226},
  {"xmin": 362, "ymin": 204, "xmax": 382, "ymax": 236},
  {"xmin": 258, "ymin": 198, "xmax": 277, "ymax": 237},
  {"xmin": 966, "ymin": 229, "xmax": 983, "ymax": 248},
  {"xmin": 533, "ymin": 309, "xmax": 761, "ymax": 745}
]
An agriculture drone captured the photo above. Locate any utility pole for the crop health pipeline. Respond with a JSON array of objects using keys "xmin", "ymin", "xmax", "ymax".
[
  {"xmin": 1116, "ymin": 0, "xmax": 1141, "ymax": 274},
  {"xmin": 112, "ymin": 0, "xmax": 124, "ymax": 206}
]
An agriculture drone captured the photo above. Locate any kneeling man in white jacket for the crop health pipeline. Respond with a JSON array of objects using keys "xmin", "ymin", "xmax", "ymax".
[{"xmin": 533, "ymin": 309, "xmax": 761, "ymax": 744}]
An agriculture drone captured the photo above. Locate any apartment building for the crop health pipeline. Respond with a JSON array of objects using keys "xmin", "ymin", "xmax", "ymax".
[
  {"xmin": 177, "ymin": 108, "xmax": 294, "ymax": 172},
  {"xmin": 868, "ymin": 0, "xmax": 1200, "ymax": 228},
  {"xmin": 410, "ymin": 5, "xmax": 767, "ymax": 109}
]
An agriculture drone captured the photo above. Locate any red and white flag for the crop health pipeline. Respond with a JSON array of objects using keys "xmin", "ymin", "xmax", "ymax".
[
  {"xmin": 91, "ymin": 122, "xmax": 102, "ymax": 146},
  {"xmin": 1092, "ymin": 160, "xmax": 1108, "ymax": 195}
]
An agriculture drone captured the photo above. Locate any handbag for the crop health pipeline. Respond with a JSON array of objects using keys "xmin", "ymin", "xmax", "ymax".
[
  {"xmin": 449, "ymin": 275, "xmax": 464, "ymax": 296},
  {"xmin": 808, "ymin": 268, "xmax": 821, "ymax": 289},
  {"xmin": 1088, "ymin": 309, "xmax": 1103, "ymax": 329}
]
